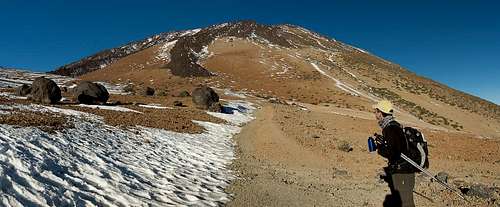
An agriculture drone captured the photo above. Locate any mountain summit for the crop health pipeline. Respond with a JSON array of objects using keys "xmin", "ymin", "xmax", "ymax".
[{"xmin": 51, "ymin": 20, "xmax": 500, "ymax": 138}]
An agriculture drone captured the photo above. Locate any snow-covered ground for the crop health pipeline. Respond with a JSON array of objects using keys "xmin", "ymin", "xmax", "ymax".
[
  {"xmin": 0, "ymin": 68, "xmax": 74, "ymax": 88},
  {"xmin": 0, "ymin": 68, "xmax": 257, "ymax": 206},
  {"xmin": 74, "ymin": 104, "xmax": 142, "ymax": 113},
  {"xmin": 0, "ymin": 100, "xmax": 256, "ymax": 206},
  {"xmin": 0, "ymin": 68, "xmax": 129, "ymax": 95}
]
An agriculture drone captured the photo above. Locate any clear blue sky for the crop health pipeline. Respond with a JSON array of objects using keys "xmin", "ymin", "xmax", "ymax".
[{"xmin": 1, "ymin": 1, "xmax": 499, "ymax": 104}]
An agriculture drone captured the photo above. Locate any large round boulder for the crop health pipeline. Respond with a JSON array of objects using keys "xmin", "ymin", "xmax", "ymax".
[
  {"xmin": 15, "ymin": 84, "xmax": 32, "ymax": 96},
  {"xmin": 73, "ymin": 81, "xmax": 109, "ymax": 105},
  {"xmin": 31, "ymin": 77, "xmax": 62, "ymax": 104},
  {"xmin": 192, "ymin": 86, "xmax": 221, "ymax": 111}
]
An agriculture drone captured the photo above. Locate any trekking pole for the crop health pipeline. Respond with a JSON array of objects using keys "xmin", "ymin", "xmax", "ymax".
[{"xmin": 400, "ymin": 153, "xmax": 469, "ymax": 202}]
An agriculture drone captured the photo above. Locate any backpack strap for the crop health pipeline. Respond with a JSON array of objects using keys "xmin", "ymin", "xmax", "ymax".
[{"xmin": 387, "ymin": 121, "xmax": 410, "ymax": 155}]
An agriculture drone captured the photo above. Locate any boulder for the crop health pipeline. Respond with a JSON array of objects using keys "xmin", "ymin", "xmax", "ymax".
[
  {"xmin": 15, "ymin": 84, "xmax": 31, "ymax": 96},
  {"xmin": 192, "ymin": 86, "xmax": 219, "ymax": 110},
  {"xmin": 141, "ymin": 87, "xmax": 155, "ymax": 96},
  {"xmin": 30, "ymin": 77, "xmax": 61, "ymax": 104},
  {"xmin": 73, "ymin": 81, "xmax": 109, "ymax": 105}
]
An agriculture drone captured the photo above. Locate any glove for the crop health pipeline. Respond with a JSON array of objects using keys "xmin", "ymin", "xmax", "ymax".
[{"xmin": 374, "ymin": 133, "xmax": 385, "ymax": 145}]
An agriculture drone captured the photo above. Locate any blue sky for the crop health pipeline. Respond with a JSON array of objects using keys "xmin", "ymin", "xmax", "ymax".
[{"xmin": 1, "ymin": 1, "xmax": 499, "ymax": 104}]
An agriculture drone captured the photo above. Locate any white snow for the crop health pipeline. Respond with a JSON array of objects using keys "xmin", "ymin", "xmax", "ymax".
[
  {"xmin": 310, "ymin": 63, "xmax": 360, "ymax": 96},
  {"xmin": 95, "ymin": 82, "xmax": 131, "ymax": 95},
  {"xmin": 156, "ymin": 40, "xmax": 178, "ymax": 62},
  {"xmin": 0, "ymin": 98, "xmax": 257, "ymax": 206},
  {"xmin": 353, "ymin": 46, "xmax": 369, "ymax": 54},
  {"xmin": 138, "ymin": 104, "xmax": 173, "ymax": 110},
  {"xmin": 207, "ymin": 101, "xmax": 256, "ymax": 126},
  {"xmin": 74, "ymin": 104, "xmax": 141, "ymax": 113},
  {"xmin": 310, "ymin": 63, "xmax": 379, "ymax": 102},
  {"xmin": 223, "ymin": 89, "xmax": 247, "ymax": 99},
  {"xmin": 192, "ymin": 45, "xmax": 213, "ymax": 62},
  {"xmin": 0, "ymin": 92, "xmax": 28, "ymax": 100},
  {"xmin": 179, "ymin": 28, "xmax": 201, "ymax": 37},
  {"xmin": 327, "ymin": 55, "xmax": 358, "ymax": 78}
]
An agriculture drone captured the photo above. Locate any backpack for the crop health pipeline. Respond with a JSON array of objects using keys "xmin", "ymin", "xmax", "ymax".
[{"xmin": 402, "ymin": 126, "xmax": 430, "ymax": 172}]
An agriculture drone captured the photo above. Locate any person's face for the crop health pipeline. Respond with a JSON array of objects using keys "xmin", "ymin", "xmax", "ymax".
[{"xmin": 375, "ymin": 109, "xmax": 383, "ymax": 121}]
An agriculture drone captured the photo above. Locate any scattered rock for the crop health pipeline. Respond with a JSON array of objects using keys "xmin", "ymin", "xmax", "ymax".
[
  {"xmin": 109, "ymin": 101, "xmax": 122, "ymax": 106},
  {"xmin": 123, "ymin": 84, "xmax": 134, "ymax": 93},
  {"xmin": 15, "ymin": 84, "xmax": 31, "ymax": 96},
  {"xmin": 178, "ymin": 90, "xmax": 190, "ymax": 97},
  {"xmin": 333, "ymin": 169, "xmax": 349, "ymax": 176},
  {"xmin": 435, "ymin": 171, "xmax": 449, "ymax": 183},
  {"xmin": 192, "ymin": 86, "xmax": 219, "ymax": 110},
  {"xmin": 464, "ymin": 184, "xmax": 495, "ymax": 199},
  {"xmin": 312, "ymin": 135, "xmax": 320, "ymax": 139},
  {"xmin": 173, "ymin": 100, "xmax": 183, "ymax": 107},
  {"xmin": 73, "ymin": 81, "xmax": 109, "ymax": 105},
  {"xmin": 338, "ymin": 141, "xmax": 353, "ymax": 152},
  {"xmin": 156, "ymin": 89, "xmax": 168, "ymax": 96},
  {"xmin": 30, "ymin": 77, "xmax": 61, "ymax": 104}
]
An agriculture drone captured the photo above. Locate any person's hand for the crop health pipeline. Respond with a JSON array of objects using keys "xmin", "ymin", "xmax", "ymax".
[{"xmin": 374, "ymin": 133, "xmax": 384, "ymax": 145}]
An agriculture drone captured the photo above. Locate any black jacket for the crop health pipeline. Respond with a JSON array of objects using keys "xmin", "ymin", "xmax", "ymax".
[{"xmin": 377, "ymin": 121, "xmax": 412, "ymax": 173}]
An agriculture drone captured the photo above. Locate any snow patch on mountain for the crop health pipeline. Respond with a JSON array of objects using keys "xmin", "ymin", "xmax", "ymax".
[
  {"xmin": 156, "ymin": 40, "xmax": 178, "ymax": 62},
  {"xmin": 310, "ymin": 62, "xmax": 361, "ymax": 96},
  {"xmin": 179, "ymin": 28, "xmax": 201, "ymax": 37}
]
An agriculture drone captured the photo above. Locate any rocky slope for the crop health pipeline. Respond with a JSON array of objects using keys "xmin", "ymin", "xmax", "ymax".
[{"xmin": 51, "ymin": 20, "xmax": 500, "ymax": 138}]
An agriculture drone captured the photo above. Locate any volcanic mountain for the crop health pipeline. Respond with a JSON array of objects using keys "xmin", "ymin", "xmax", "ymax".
[{"xmin": 52, "ymin": 20, "xmax": 500, "ymax": 139}]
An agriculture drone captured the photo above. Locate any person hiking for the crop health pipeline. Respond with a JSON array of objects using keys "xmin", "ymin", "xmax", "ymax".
[{"xmin": 372, "ymin": 100, "xmax": 416, "ymax": 207}]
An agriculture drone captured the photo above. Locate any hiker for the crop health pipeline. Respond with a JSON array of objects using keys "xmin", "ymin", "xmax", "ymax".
[{"xmin": 372, "ymin": 100, "xmax": 415, "ymax": 207}]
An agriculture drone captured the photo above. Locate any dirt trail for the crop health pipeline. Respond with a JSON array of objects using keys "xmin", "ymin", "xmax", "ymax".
[
  {"xmin": 236, "ymin": 104, "xmax": 327, "ymax": 169},
  {"xmin": 226, "ymin": 104, "xmax": 380, "ymax": 206},
  {"xmin": 227, "ymin": 103, "xmax": 498, "ymax": 206}
]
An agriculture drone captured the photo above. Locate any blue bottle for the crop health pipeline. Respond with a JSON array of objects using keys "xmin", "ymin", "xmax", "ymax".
[{"xmin": 368, "ymin": 137, "xmax": 377, "ymax": 152}]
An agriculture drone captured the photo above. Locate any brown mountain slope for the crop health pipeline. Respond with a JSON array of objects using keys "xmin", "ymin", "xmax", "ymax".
[{"xmin": 55, "ymin": 21, "xmax": 500, "ymax": 138}]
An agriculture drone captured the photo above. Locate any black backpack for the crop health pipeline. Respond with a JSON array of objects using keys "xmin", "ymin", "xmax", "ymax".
[{"xmin": 402, "ymin": 126, "xmax": 430, "ymax": 172}]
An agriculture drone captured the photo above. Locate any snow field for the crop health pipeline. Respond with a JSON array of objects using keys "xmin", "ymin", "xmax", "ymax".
[{"xmin": 0, "ymin": 99, "xmax": 256, "ymax": 206}]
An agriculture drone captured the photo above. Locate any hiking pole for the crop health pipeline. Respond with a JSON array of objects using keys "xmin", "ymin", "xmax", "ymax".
[{"xmin": 400, "ymin": 153, "xmax": 468, "ymax": 202}]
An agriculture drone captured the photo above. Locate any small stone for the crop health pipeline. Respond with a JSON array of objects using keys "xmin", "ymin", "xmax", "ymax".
[
  {"xmin": 178, "ymin": 90, "xmax": 190, "ymax": 97},
  {"xmin": 333, "ymin": 169, "xmax": 349, "ymax": 177},
  {"xmin": 338, "ymin": 141, "xmax": 353, "ymax": 152},
  {"xmin": 173, "ymin": 100, "xmax": 183, "ymax": 107},
  {"xmin": 123, "ymin": 84, "xmax": 134, "ymax": 93},
  {"xmin": 312, "ymin": 135, "xmax": 320, "ymax": 139},
  {"xmin": 435, "ymin": 171, "xmax": 449, "ymax": 183},
  {"xmin": 466, "ymin": 183, "xmax": 494, "ymax": 199},
  {"xmin": 109, "ymin": 101, "xmax": 122, "ymax": 106}
]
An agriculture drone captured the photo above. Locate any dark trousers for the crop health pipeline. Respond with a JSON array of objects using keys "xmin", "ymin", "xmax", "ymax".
[{"xmin": 383, "ymin": 171, "xmax": 415, "ymax": 207}]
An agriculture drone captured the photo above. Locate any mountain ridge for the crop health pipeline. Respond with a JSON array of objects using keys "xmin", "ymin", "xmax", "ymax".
[{"xmin": 50, "ymin": 20, "xmax": 500, "ymax": 138}]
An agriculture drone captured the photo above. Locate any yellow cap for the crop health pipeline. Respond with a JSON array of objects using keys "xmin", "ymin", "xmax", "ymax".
[{"xmin": 373, "ymin": 100, "xmax": 394, "ymax": 114}]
